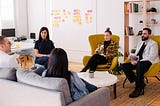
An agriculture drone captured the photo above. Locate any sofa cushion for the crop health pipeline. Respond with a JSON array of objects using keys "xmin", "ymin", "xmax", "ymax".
[
  {"xmin": 0, "ymin": 68, "xmax": 17, "ymax": 81},
  {"xmin": 16, "ymin": 70, "xmax": 72, "ymax": 104}
]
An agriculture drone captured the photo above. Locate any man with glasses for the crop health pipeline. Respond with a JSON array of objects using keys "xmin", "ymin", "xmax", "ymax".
[
  {"xmin": 0, "ymin": 35, "xmax": 18, "ymax": 67},
  {"xmin": 121, "ymin": 28, "xmax": 160, "ymax": 98}
]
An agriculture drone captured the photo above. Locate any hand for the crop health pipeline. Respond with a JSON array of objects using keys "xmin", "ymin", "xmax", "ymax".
[
  {"xmin": 100, "ymin": 54, "xmax": 106, "ymax": 57},
  {"xmin": 131, "ymin": 60, "xmax": 137, "ymax": 65},
  {"xmin": 128, "ymin": 55, "xmax": 133, "ymax": 60}
]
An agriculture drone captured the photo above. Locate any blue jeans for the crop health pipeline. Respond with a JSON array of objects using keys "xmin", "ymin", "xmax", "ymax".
[
  {"xmin": 35, "ymin": 56, "xmax": 48, "ymax": 69},
  {"xmin": 81, "ymin": 78, "xmax": 97, "ymax": 92},
  {"xmin": 33, "ymin": 66, "xmax": 45, "ymax": 76}
]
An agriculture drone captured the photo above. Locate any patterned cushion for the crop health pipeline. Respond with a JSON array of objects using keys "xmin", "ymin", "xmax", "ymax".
[
  {"xmin": 16, "ymin": 70, "xmax": 72, "ymax": 104},
  {"xmin": 0, "ymin": 68, "xmax": 17, "ymax": 81}
]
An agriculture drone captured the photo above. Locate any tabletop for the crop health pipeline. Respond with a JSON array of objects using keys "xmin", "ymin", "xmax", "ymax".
[{"xmin": 78, "ymin": 71, "xmax": 118, "ymax": 87}]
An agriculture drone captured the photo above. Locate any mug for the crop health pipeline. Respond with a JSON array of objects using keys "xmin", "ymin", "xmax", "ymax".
[{"xmin": 89, "ymin": 72, "xmax": 94, "ymax": 78}]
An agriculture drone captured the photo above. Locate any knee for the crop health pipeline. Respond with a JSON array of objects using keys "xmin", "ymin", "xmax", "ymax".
[{"xmin": 120, "ymin": 63, "xmax": 126, "ymax": 71}]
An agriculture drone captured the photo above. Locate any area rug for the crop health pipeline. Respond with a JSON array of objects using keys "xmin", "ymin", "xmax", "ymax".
[{"xmin": 110, "ymin": 75, "xmax": 160, "ymax": 106}]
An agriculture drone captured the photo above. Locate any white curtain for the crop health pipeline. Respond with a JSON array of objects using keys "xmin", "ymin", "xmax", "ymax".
[{"xmin": 0, "ymin": 0, "xmax": 15, "ymax": 29}]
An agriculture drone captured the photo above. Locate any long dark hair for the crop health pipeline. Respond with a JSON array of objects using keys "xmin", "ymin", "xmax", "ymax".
[
  {"xmin": 45, "ymin": 48, "xmax": 71, "ymax": 86},
  {"xmin": 38, "ymin": 27, "xmax": 50, "ymax": 41}
]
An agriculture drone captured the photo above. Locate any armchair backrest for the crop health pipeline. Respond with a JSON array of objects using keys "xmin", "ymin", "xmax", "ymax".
[
  {"xmin": 150, "ymin": 35, "xmax": 160, "ymax": 55},
  {"xmin": 88, "ymin": 34, "xmax": 120, "ymax": 55}
]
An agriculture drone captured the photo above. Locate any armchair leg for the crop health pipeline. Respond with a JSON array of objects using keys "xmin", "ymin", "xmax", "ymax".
[
  {"xmin": 145, "ymin": 77, "xmax": 148, "ymax": 83},
  {"xmin": 123, "ymin": 77, "xmax": 127, "ymax": 88},
  {"xmin": 108, "ymin": 70, "xmax": 113, "ymax": 74},
  {"xmin": 155, "ymin": 76, "xmax": 160, "ymax": 81}
]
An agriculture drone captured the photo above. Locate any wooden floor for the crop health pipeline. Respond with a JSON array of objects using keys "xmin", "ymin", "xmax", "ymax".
[
  {"xmin": 69, "ymin": 62, "xmax": 160, "ymax": 106},
  {"xmin": 149, "ymin": 97, "xmax": 160, "ymax": 106}
]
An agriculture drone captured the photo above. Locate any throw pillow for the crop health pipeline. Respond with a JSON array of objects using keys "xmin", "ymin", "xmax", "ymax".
[
  {"xmin": 0, "ymin": 68, "xmax": 17, "ymax": 81},
  {"xmin": 16, "ymin": 70, "xmax": 72, "ymax": 104}
]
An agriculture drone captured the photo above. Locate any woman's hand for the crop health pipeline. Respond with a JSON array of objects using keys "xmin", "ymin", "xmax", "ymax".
[
  {"xmin": 100, "ymin": 53, "xmax": 106, "ymax": 57},
  {"xmin": 131, "ymin": 60, "xmax": 137, "ymax": 65}
]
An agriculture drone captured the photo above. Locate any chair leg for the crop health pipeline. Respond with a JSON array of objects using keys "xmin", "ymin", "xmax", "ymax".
[
  {"xmin": 155, "ymin": 76, "xmax": 160, "ymax": 81},
  {"xmin": 145, "ymin": 77, "xmax": 148, "ymax": 83},
  {"xmin": 108, "ymin": 70, "xmax": 113, "ymax": 74},
  {"xmin": 123, "ymin": 77, "xmax": 127, "ymax": 88}
]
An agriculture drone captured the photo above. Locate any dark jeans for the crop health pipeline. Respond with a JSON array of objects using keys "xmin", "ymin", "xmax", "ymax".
[
  {"xmin": 81, "ymin": 78, "xmax": 98, "ymax": 92},
  {"xmin": 35, "ymin": 56, "xmax": 48, "ymax": 69},
  {"xmin": 121, "ymin": 60, "xmax": 152, "ymax": 88},
  {"xmin": 34, "ymin": 67, "xmax": 45, "ymax": 76},
  {"xmin": 83, "ymin": 54, "xmax": 107, "ymax": 71}
]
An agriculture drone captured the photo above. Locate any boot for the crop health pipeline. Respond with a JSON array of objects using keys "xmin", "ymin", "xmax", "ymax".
[
  {"xmin": 81, "ymin": 67, "xmax": 88, "ymax": 72},
  {"xmin": 129, "ymin": 87, "xmax": 144, "ymax": 98}
]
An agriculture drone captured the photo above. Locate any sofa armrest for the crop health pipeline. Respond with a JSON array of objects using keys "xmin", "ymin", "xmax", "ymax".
[
  {"xmin": 0, "ymin": 79, "xmax": 66, "ymax": 106},
  {"xmin": 68, "ymin": 87, "xmax": 110, "ymax": 106}
]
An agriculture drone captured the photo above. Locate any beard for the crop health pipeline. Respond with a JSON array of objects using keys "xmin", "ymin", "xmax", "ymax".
[{"xmin": 142, "ymin": 36, "xmax": 149, "ymax": 41}]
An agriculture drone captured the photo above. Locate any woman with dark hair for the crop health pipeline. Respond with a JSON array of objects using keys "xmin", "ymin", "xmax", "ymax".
[
  {"xmin": 45, "ymin": 48, "xmax": 97, "ymax": 100},
  {"xmin": 34, "ymin": 27, "xmax": 55, "ymax": 69},
  {"xmin": 81, "ymin": 27, "xmax": 118, "ymax": 72}
]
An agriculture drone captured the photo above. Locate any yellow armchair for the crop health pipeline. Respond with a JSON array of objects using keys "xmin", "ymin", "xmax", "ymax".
[
  {"xmin": 83, "ymin": 34, "xmax": 120, "ymax": 71},
  {"xmin": 123, "ymin": 35, "xmax": 160, "ymax": 87}
]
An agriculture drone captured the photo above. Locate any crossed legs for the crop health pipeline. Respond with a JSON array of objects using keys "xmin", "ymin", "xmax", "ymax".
[
  {"xmin": 81, "ymin": 54, "xmax": 107, "ymax": 72},
  {"xmin": 121, "ymin": 60, "xmax": 152, "ymax": 98}
]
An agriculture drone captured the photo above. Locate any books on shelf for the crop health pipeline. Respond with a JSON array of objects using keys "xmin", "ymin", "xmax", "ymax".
[{"xmin": 127, "ymin": 2, "xmax": 140, "ymax": 13}]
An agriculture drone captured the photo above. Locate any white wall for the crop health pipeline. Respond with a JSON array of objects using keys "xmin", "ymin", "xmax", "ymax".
[
  {"xmin": 27, "ymin": 0, "xmax": 124, "ymax": 63},
  {"xmin": 97, "ymin": 0, "xmax": 124, "ymax": 53},
  {"xmin": 27, "ymin": 0, "xmax": 52, "ymax": 39},
  {"xmin": 14, "ymin": 0, "xmax": 28, "ymax": 37}
]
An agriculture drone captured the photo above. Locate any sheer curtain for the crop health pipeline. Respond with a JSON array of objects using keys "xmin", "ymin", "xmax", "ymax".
[{"xmin": 0, "ymin": 0, "xmax": 14, "ymax": 30}]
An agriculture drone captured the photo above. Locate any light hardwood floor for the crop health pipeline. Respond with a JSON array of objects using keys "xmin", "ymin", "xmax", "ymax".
[
  {"xmin": 149, "ymin": 97, "xmax": 160, "ymax": 106},
  {"xmin": 69, "ymin": 62, "xmax": 160, "ymax": 106}
]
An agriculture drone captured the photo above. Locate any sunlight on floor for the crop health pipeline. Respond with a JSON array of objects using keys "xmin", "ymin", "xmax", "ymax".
[{"xmin": 69, "ymin": 62, "xmax": 83, "ymax": 72}]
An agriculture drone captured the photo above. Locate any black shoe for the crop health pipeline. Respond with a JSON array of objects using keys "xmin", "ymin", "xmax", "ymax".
[
  {"xmin": 129, "ymin": 79, "xmax": 135, "ymax": 83},
  {"xmin": 81, "ymin": 68, "xmax": 87, "ymax": 72},
  {"xmin": 143, "ymin": 83, "xmax": 146, "ymax": 88},
  {"xmin": 129, "ymin": 88, "xmax": 144, "ymax": 98}
]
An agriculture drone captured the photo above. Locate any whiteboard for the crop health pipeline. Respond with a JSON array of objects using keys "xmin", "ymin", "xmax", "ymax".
[{"xmin": 51, "ymin": 0, "xmax": 97, "ymax": 51}]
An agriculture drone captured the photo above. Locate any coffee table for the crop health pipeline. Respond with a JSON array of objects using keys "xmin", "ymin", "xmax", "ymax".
[{"xmin": 78, "ymin": 71, "xmax": 118, "ymax": 98}]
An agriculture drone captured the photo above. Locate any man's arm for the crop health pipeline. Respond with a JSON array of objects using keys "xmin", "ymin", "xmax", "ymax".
[{"xmin": 142, "ymin": 41, "xmax": 159, "ymax": 62}]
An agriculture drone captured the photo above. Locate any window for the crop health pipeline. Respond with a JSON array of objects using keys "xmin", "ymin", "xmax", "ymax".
[
  {"xmin": 0, "ymin": 0, "xmax": 14, "ymax": 20},
  {"xmin": 0, "ymin": 0, "xmax": 14, "ymax": 31}
]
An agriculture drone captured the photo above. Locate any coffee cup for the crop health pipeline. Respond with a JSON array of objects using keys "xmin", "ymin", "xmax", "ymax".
[{"xmin": 89, "ymin": 72, "xmax": 94, "ymax": 78}]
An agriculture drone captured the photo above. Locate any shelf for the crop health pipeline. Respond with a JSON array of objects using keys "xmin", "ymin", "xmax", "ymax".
[
  {"xmin": 124, "ymin": 0, "xmax": 143, "ymax": 2},
  {"xmin": 124, "ymin": 0, "xmax": 160, "ymax": 59},
  {"xmin": 129, "ymin": 12, "xmax": 143, "ymax": 14},
  {"xmin": 146, "ymin": 12, "xmax": 160, "ymax": 14},
  {"xmin": 146, "ymin": 23, "xmax": 160, "ymax": 26},
  {"xmin": 125, "ymin": 0, "xmax": 160, "ymax": 2}
]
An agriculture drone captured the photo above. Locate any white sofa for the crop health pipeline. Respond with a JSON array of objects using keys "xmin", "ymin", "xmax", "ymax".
[{"xmin": 0, "ymin": 68, "xmax": 110, "ymax": 106}]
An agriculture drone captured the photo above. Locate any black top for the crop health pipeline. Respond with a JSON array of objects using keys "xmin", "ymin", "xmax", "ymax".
[
  {"xmin": 103, "ymin": 40, "xmax": 111, "ymax": 54},
  {"xmin": 34, "ymin": 40, "xmax": 55, "ymax": 54},
  {"xmin": 137, "ymin": 42, "xmax": 146, "ymax": 60}
]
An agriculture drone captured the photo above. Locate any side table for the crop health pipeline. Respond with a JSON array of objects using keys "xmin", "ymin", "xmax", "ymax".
[{"xmin": 78, "ymin": 71, "xmax": 118, "ymax": 98}]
